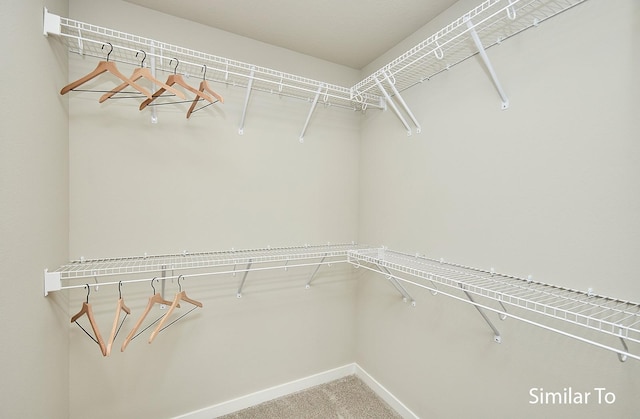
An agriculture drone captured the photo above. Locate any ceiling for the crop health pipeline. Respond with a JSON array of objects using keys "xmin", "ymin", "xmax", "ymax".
[{"xmin": 124, "ymin": 0, "xmax": 459, "ymax": 69}]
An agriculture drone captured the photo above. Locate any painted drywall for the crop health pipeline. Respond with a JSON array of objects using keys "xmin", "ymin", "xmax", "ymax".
[
  {"xmin": 0, "ymin": 1, "xmax": 70, "ymax": 418},
  {"xmin": 357, "ymin": 0, "xmax": 640, "ymax": 418},
  {"xmin": 64, "ymin": 1, "xmax": 361, "ymax": 418}
]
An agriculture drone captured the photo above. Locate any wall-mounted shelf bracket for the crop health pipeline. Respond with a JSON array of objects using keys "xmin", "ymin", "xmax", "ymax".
[
  {"xmin": 377, "ymin": 265, "xmax": 416, "ymax": 306},
  {"xmin": 381, "ymin": 71, "xmax": 421, "ymax": 134},
  {"xmin": 44, "ymin": 269, "xmax": 62, "ymax": 296},
  {"xmin": 460, "ymin": 283, "xmax": 502, "ymax": 343},
  {"xmin": 374, "ymin": 76, "xmax": 412, "ymax": 136},
  {"xmin": 239, "ymin": 67, "xmax": 255, "ymax": 135},
  {"xmin": 299, "ymin": 84, "xmax": 325, "ymax": 143},
  {"xmin": 43, "ymin": 8, "xmax": 61, "ymax": 37},
  {"xmin": 236, "ymin": 260, "xmax": 252, "ymax": 298},
  {"xmin": 618, "ymin": 330, "xmax": 630, "ymax": 362},
  {"xmin": 305, "ymin": 254, "xmax": 327, "ymax": 288},
  {"xmin": 466, "ymin": 18, "xmax": 509, "ymax": 110}
]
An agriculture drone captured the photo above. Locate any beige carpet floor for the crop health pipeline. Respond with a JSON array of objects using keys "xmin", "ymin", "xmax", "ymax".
[{"xmin": 218, "ymin": 375, "xmax": 402, "ymax": 419}]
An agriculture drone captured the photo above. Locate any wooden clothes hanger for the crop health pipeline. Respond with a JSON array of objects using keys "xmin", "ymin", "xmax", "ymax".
[
  {"xmin": 139, "ymin": 59, "xmax": 214, "ymax": 111},
  {"xmin": 60, "ymin": 43, "xmax": 152, "ymax": 100},
  {"xmin": 148, "ymin": 275, "xmax": 203, "ymax": 344},
  {"xmin": 99, "ymin": 50, "xmax": 186, "ymax": 103},
  {"xmin": 71, "ymin": 284, "xmax": 107, "ymax": 356},
  {"xmin": 186, "ymin": 65, "xmax": 224, "ymax": 119},
  {"xmin": 106, "ymin": 282, "xmax": 131, "ymax": 356},
  {"xmin": 120, "ymin": 278, "xmax": 178, "ymax": 352}
]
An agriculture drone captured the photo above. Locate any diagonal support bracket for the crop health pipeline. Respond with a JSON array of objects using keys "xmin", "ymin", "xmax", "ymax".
[
  {"xmin": 236, "ymin": 259, "xmax": 252, "ymax": 298},
  {"xmin": 374, "ymin": 76, "xmax": 412, "ymax": 136},
  {"xmin": 618, "ymin": 328, "xmax": 630, "ymax": 362},
  {"xmin": 382, "ymin": 71, "xmax": 421, "ymax": 134},
  {"xmin": 466, "ymin": 19, "xmax": 509, "ymax": 110},
  {"xmin": 299, "ymin": 84, "xmax": 325, "ymax": 143},
  {"xmin": 239, "ymin": 67, "xmax": 255, "ymax": 135},
  {"xmin": 305, "ymin": 254, "xmax": 327, "ymax": 288},
  {"xmin": 377, "ymin": 265, "xmax": 416, "ymax": 306},
  {"xmin": 460, "ymin": 284, "xmax": 502, "ymax": 343}
]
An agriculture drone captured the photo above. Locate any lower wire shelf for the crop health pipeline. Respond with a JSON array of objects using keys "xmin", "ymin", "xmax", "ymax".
[
  {"xmin": 348, "ymin": 247, "xmax": 640, "ymax": 362},
  {"xmin": 45, "ymin": 244, "xmax": 639, "ymax": 362}
]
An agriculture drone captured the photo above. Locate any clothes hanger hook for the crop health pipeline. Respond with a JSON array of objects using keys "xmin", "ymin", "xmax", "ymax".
[
  {"xmin": 102, "ymin": 42, "xmax": 113, "ymax": 62},
  {"xmin": 85, "ymin": 283, "xmax": 90, "ymax": 303},
  {"xmin": 202, "ymin": 65, "xmax": 207, "ymax": 80},
  {"xmin": 118, "ymin": 281, "xmax": 123, "ymax": 299},
  {"xmin": 136, "ymin": 50, "xmax": 147, "ymax": 68},
  {"xmin": 170, "ymin": 58, "xmax": 179, "ymax": 74},
  {"xmin": 177, "ymin": 275, "xmax": 184, "ymax": 292},
  {"xmin": 150, "ymin": 277, "xmax": 158, "ymax": 294}
]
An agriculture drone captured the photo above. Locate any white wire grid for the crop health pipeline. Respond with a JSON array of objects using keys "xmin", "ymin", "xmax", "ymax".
[
  {"xmin": 48, "ymin": 0, "xmax": 588, "ymax": 115},
  {"xmin": 54, "ymin": 16, "xmax": 382, "ymax": 111},
  {"xmin": 53, "ymin": 243, "xmax": 364, "ymax": 281},
  {"xmin": 353, "ymin": 0, "xmax": 588, "ymax": 97},
  {"xmin": 349, "ymin": 248, "xmax": 640, "ymax": 360}
]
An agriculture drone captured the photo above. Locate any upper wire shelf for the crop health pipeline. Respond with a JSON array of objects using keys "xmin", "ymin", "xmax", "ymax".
[
  {"xmin": 44, "ymin": 0, "xmax": 588, "ymax": 117},
  {"xmin": 348, "ymin": 248, "xmax": 640, "ymax": 362},
  {"xmin": 353, "ymin": 0, "xmax": 587, "ymax": 98},
  {"xmin": 47, "ymin": 14, "xmax": 382, "ymax": 111}
]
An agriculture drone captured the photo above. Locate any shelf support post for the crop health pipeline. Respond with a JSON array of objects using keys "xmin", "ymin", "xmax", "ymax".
[
  {"xmin": 377, "ymin": 265, "xmax": 416, "ymax": 306},
  {"xmin": 460, "ymin": 284, "xmax": 502, "ymax": 343},
  {"xmin": 466, "ymin": 19, "xmax": 509, "ymax": 110},
  {"xmin": 382, "ymin": 71, "xmax": 421, "ymax": 134},
  {"xmin": 299, "ymin": 84, "xmax": 325, "ymax": 143},
  {"xmin": 239, "ymin": 67, "xmax": 255, "ymax": 135},
  {"xmin": 236, "ymin": 259, "xmax": 252, "ymax": 298},
  {"xmin": 306, "ymin": 254, "xmax": 327, "ymax": 288},
  {"xmin": 374, "ymin": 76, "xmax": 412, "ymax": 136}
]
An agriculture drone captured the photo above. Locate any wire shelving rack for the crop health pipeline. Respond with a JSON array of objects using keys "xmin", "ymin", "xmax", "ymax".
[{"xmin": 348, "ymin": 247, "xmax": 640, "ymax": 362}]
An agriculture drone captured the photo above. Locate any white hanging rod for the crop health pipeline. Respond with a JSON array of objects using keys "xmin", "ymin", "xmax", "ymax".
[
  {"xmin": 44, "ymin": 10, "xmax": 383, "ymax": 111},
  {"xmin": 353, "ymin": 0, "xmax": 589, "ymax": 98},
  {"xmin": 349, "ymin": 248, "xmax": 640, "ymax": 362}
]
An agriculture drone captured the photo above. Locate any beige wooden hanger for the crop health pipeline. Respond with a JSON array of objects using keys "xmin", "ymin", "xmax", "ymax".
[
  {"xmin": 139, "ymin": 59, "xmax": 213, "ymax": 111},
  {"xmin": 71, "ymin": 284, "xmax": 107, "ymax": 356},
  {"xmin": 60, "ymin": 43, "xmax": 152, "ymax": 99},
  {"xmin": 120, "ymin": 278, "xmax": 178, "ymax": 352},
  {"xmin": 148, "ymin": 275, "xmax": 203, "ymax": 344},
  {"xmin": 99, "ymin": 50, "xmax": 186, "ymax": 103},
  {"xmin": 186, "ymin": 65, "xmax": 224, "ymax": 119},
  {"xmin": 105, "ymin": 282, "xmax": 131, "ymax": 356}
]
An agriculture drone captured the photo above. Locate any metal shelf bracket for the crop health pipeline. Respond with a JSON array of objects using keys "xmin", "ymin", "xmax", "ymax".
[
  {"xmin": 373, "ymin": 76, "xmax": 412, "ymax": 136},
  {"xmin": 466, "ymin": 18, "xmax": 509, "ymax": 110},
  {"xmin": 377, "ymin": 265, "xmax": 416, "ymax": 306},
  {"xmin": 299, "ymin": 84, "xmax": 325, "ymax": 143},
  {"xmin": 239, "ymin": 67, "xmax": 255, "ymax": 135},
  {"xmin": 460, "ymin": 284, "xmax": 502, "ymax": 343},
  {"xmin": 306, "ymin": 254, "xmax": 327, "ymax": 288},
  {"xmin": 237, "ymin": 259, "xmax": 252, "ymax": 298}
]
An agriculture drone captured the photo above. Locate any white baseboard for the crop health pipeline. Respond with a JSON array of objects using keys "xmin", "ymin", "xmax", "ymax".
[
  {"xmin": 174, "ymin": 364, "xmax": 357, "ymax": 419},
  {"xmin": 353, "ymin": 364, "xmax": 419, "ymax": 419},
  {"xmin": 174, "ymin": 363, "xmax": 418, "ymax": 419}
]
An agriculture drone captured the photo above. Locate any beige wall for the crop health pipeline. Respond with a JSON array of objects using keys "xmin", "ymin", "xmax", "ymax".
[
  {"xmin": 65, "ymin": 1, "xmax": 360, "ymax": 418},
  {"xmin": 5, "ymin": 0, "xmax": 639, "ymax": 417},
  {"xmin": 0, "ymin": 1, "xmax": 70, "ymax": 418},
  {"xmin": 357, "ymin": 0, "xmax": 640, "ymax": 417}
]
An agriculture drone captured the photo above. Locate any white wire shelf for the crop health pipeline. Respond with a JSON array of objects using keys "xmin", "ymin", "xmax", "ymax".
[
  {"xmin": 348, "ymin": 248, "xmax": 640, "ymax": 362},
  {"xmin": 44, "ymin": 243, "xmax": 366, "ymax": 294},
  {"xmin": 353, "ymin": 0, "xmax": 588, "ymax": 98},
  {"xmin": 45, "ymin": 13, "xmax": 382, "ymax": 112}
]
